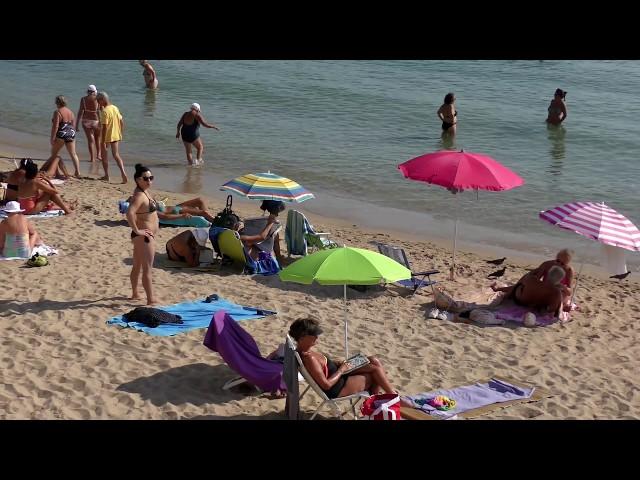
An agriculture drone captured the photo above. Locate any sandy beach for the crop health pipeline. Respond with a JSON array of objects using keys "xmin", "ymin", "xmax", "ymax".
[{"xmin": 1, "ymin": 156, "xmax": 639, "ymax": 420}]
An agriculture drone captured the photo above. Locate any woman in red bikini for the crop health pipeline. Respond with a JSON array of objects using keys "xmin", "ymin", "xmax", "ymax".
[{"xmin": 17, "ymin": 161, "xmax": 74, "ymax": 215}]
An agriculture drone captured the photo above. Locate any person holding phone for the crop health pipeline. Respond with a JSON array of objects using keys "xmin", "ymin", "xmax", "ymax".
[{"xmin": 288, "ymin": 317, "xmax": 397, "ymax": 399}]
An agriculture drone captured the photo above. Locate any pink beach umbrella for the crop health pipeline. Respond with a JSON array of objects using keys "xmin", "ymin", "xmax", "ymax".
[
  {"xmin": 540, "ymin": 201, "xmax": 640, "ymax": 302},
  {"xmin": 539, "ymin": 201, "xmax": 640, "ymax": 252},
  {"xmin": 398, "ymin": 149, "xmax": 525, "ymax": 279}
]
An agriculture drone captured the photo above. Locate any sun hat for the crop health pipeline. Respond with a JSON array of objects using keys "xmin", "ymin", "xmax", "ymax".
[
  {"xmin": 3, "ymin": 201, "xmax": 25, "ymax": 213},
  {"xmin": 192, "ymin": 228, "xmax": 209, "ymax": 247},
  {"xmin": 88, "ymin": 84, "xmax": 97, "ymax": 93},
  {"xmin": 190, "ymin": 102, "xmax": 201, "ymax": 112}
]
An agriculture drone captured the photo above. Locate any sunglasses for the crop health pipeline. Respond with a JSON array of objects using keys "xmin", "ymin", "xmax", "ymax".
[{"xmin": 141, "ymin": 176, "xmax": 154, "ymax": 182}]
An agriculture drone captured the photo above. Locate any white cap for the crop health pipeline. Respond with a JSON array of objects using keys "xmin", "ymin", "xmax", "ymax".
[
  {"xmin": 192, "ymin": 228, "xmax": 208, "ymax": 247},
  {"xmin": 190, "ymin": 102, "xmax": 201, "ymax": 112},
  {"xmin": 88, "ymin": 84, "xmax": 97, "ymax": 92},
  {"xmin": 3, "ymin": 201, "xmax": 25, "ymax": 213}
]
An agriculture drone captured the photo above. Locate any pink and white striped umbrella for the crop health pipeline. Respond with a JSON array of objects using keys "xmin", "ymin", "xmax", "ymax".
[{"xmin": 539, "ymin": 202, "xmax": 640, "ymax": 252}]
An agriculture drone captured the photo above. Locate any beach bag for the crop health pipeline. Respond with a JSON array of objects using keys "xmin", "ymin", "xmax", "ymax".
[
  {"xmin": 212, "ymin": 195, "xmax": 240, "ymax": 230},
  {"xmin": 252, "ymin": 251, "xmax": 281, "ymax": 275},
  {"xmin": 26, "ymin": 253, "xmax": 48, "ymax": 267},
  {"xmin": 360, "ymin": 393, "xmax": 402, "ymax": 420}
]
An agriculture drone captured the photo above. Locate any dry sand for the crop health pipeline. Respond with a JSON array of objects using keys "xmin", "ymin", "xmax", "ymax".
[{"xmin": 1, "ymin": 157, "xmax": 639, "ymax": 420}]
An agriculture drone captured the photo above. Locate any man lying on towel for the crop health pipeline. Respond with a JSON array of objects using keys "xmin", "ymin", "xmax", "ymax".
[{"xmin": 492, "ymin": 266, "xmax": 567, "ymax": 319}]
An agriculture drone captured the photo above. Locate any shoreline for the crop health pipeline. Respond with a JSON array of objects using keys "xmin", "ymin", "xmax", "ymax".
[
  {"xmin": 1, "ymin": 126, "xmax": 635, "ymax": 279},
  {"xmin": 1, "ymin": 155, "xmax": 639, "ymax": 419}
]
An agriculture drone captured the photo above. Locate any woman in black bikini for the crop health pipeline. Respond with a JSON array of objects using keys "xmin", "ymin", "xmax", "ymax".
[
  {"xmin": 176, "ymin": 103, "xmax": 219, "ymax": 166},
  {"xmin": 48, "ymin": 95, "xmax": 81, "ymax": 178},
  {"xmin": 437, "ymin": 92, "xmax": 458, "ymax": 136},
  {"xmin": 126, "ymin": 164, "xmax": 159, "ymax": 305},
  {"xmin": 76, "ymin": 85, "xmax": 101, "ymax": 164},
  {"xmin": 546, "ymin": 88, "xmax": 567, "ymax": 125},
  {"xmin": 289, "ymin": 317, "xmax": 397, "ymax": 400}
]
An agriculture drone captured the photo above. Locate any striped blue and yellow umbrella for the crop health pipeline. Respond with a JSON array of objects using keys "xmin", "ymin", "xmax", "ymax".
[{"xmin": 220, "ymin": 171, "xmax": 315, "ymax": 203}]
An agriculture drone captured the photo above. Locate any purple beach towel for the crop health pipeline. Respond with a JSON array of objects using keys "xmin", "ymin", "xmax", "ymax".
[
  {"xmin": 402, "ymin": 378, "xmax": 535, "ymax": 419},
  {"xmin": 494, "ymin": 302, "xmax": 575, "ymax": 326},
  {"xmin": 203, "ymin": 310, "xmax": 286, "ymax": 393}
]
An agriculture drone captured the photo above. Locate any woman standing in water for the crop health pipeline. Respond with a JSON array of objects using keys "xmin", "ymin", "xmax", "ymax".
[
  {"xmin": 176, "ymin": 103, "xmax": 220, "ymax": 166},
  {"xmin": 126, "ymin": 164, "xmax": 159, "ymax": 305},
  {"xmin": 139, "ymin": 60, "xmax": 158, "ymax": 89},
  {"xmin": 48, "ymin": 95, "xmax": 81, "ymax": 178},
  {"xmin": 546, "ymin": 88, "xmax": 567, "ymax": 125},
  {"xmin": 437, "ymin": 92, "xmax": 458, "ymax": 136},
  {"xmin": 76, "ymin": 84, "xmax": 101, "ymax": 163}
]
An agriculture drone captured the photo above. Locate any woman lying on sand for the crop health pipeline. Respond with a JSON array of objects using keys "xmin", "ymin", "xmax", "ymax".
[
  {"xmin": 492, "ymin": 265, "xmax": 567, "ymax": 318},
  {"xmin": 289, "ymin": 317, "xmax": 397, "ymax": 399}
]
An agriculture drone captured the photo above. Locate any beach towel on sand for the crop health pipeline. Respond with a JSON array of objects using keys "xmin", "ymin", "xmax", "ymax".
[
  {"xmin": 106, "ymin": 295, "xmax": 277, "ymax": 336},
  {"xmin": 0, "ymin": 243, "xmax": 59, "ymax": 261},
  {"xmin": 402, "ymin": 378, "xmax": 535, "ymax": 419},
  {"xmin": 0, "ymin": 209, "xmax": 64, "ymax": 219},
  {"xmin": 494, "ymin": 302, "xmax": 574, "ymax": 326}
]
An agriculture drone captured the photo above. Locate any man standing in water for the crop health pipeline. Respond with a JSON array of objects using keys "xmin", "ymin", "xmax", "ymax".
[
  {"xmin": 139, "ymin": 60, "xmax": 158, "ymax": 89},
  {"xmin": 97, "ymin": 92, "xmax": 128, "ymax": 184}
]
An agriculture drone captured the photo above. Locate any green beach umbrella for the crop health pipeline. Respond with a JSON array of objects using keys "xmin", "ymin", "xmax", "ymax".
[{"xmin": 279, "ymin": 247, "xmax": 411, "ymax": 357}]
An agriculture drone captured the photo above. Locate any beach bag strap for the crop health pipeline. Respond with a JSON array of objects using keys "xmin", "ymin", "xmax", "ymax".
[{"xmin": 361, "ymin": 393, "xmax": 401, "ymax": 420}]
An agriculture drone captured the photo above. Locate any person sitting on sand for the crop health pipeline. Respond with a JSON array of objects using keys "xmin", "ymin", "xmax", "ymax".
[
  {"xmin": 40, "ymin": 155, "xmax": 72, "ymax": 180},
  {"xmin": 528, "ymin": 249, "xmax": 574, "ymax": 307},
  {"xmin": 289, "ymin": 317, "xmax": 398, "ymax": 399},
  {"xmin": 2, "ymin": 158, "xmax": 32, "ymax": 202},
  {"xmin": 165, "ymin": 228, "xmax": 209, "ymax": 267},
  {"xmin": 492, "ymin": 265, "xmax": 567, "ymax": 318},
  {"xmin": 17, "ymin": 161, "xmax": 74, "ymax": 215},
  {"xmin": 0, "ymin": 201, "xmax": 42, "ymax": 258}
]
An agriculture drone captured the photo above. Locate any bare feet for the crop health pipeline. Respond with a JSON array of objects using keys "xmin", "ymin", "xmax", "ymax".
[
  {"xmin": 99, "ymin": 175, "xmax": 110, "ymax": 182},
  {"xmin": 121, "ymin": 175, "xmax": 129, "ymax": 184},
  {"xmin": 147, "ymin": 300, "xmax": 158, "ymax": 306},
  {"xmin": 130, "ymin": 293, "xmax": 141, "ymax": 301}
]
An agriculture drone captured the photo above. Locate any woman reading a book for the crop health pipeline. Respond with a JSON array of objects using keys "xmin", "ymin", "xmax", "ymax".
[{"xmin": 289, "ymin": 317, "xmax": 397, "ymax": 399}]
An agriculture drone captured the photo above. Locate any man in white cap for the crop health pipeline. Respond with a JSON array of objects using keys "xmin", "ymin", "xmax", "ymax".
[
  {"xmin": 76, "ymin": 84, "xmax": 102, "ymax": 164},
  {"xmin": 164, "ymin": 227, "xmax": 208, "ymax": 267},
  {"xmin": 0, "ymin": 201, "xmax": 42, "ymax": 258},
  {"xmin": 176, "ymin": 102, "xmax": 220, "ymax": 166}
]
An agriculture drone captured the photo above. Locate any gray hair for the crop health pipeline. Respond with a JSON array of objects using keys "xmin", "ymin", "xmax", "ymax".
[
  {"xmin": 96, "ymin": 91, "xmax": 109, "ymax": 102},
  {"xmin": 547, "ymin": 265, "xmax": 566, "ymax": 285}
]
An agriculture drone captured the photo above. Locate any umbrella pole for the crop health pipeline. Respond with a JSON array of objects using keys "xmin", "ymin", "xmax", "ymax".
[
  {"xmin": 344, "ymin": 284, "xmax": 349, "ymax": 358},
  {"xmin": 450, "ymin": 194, "xmax": 459, "ymax": 281},
  {"xmin": 570, "ymin": 261, "xmax": 584, "ymax": 307}
]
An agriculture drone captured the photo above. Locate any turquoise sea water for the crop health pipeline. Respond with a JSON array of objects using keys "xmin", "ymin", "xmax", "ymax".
[{"xmin": 0, "ymin": 60, "xmax": 638, "ymax": 267}]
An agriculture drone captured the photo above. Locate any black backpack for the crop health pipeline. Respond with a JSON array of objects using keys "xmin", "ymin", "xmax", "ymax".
[{"xmin": 212, "ymin": 195, "xmax": 240, "ymax": 230}]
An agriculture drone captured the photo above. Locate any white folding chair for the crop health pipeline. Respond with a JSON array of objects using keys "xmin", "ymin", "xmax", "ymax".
[{"xmin": 286, "ymin": 335, "xmax": 369, "ymax": 420}]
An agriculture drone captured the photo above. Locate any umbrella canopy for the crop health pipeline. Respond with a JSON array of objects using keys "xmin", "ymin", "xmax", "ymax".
[
  {"xmin": 220, "ymin": 172, "xmax": 315, "ymax": 203},
  {"xmin": 398, "ymin": 149, "xmax": 525, "ymax": 191},
  {"xmin": 398, "ymin": 149, "xmax": 525, "ymax": 279},
  {"xmin": 279, "ymin": 247, "xmax": 411, "ymax": 356},
  {"xmin": 539, "ymin": 201, "xmax": 640, "ymax": 252}
]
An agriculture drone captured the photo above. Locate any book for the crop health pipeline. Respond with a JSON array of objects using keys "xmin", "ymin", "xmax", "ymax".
[{"xmin": 342, "ymin": 353, "xmax": 370, "ymax": 375}]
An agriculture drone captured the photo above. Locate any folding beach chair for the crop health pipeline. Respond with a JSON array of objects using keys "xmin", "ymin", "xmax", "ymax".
[
  {"xmin": 284, "ymin": 335, "xmax": 369, "ymax": 420},
  {"xmin": 203, "ymin": 311, "xmax": 287, "ymax": 394},
  {"xmin": 242, "ymin": 217, "xmax": 282, "ymax": 255},
  {"xmin": 217, "ymin": 229, "xmax": 251, "ymax": 273},
  {"xmin": 285, "ymin": 209, "xmax": 337, "ymax": 257},
  {"xmin": 377, "ymin": 243, "xmax": 439, "ymax": 295}
]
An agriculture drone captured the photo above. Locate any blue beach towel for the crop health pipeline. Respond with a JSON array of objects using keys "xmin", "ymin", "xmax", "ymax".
[
  {"xmin": 402, "ymin": 378, "xmax": 535, "ymax": 419},
  {"xmin": 106, "ymin": 295, "xmax": 277, "ymax": 336}
]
